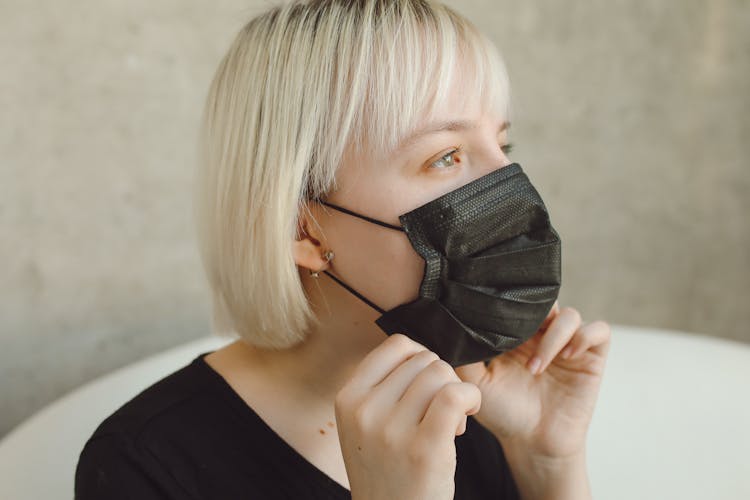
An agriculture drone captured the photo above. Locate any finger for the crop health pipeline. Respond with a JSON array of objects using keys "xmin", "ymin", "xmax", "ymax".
[
  {"xmin": 365, "ymin": 349, "xmax": 440, "ymax": 409},
  {"xmin": 562, "ymin": 321, "xmax": 612, "ymax": 359},
  {"xmin": 457, "ymin": 416, "xmax": 468, "ymax": 436},
  {"xmin": 346, "ymin": 333, "xmax": 428, "ymax": 398},
  {"xmin": 514, "ymin": 301, "xmax": 559, "ymax": 354},
  {"xmin": 590, "ymin": 321, "xmax": 613, "ymax": 358},
  {"xmin": 454, "ymin": 360, "xmax": 488, "ymax": 386},
  {"xmin": 527, "ymin": 306, "xmax": 582, "ymax": 375},
  {"xmin": 419, "ymin": 381, "xmax": 482, "ymax": 441},
  {"xmin": 391, "ymin": 358, "xmax": 467, "ymax": 430},
  {"xmin": 538, "ymin": 300, "xmax": 560, "ymax": 332}
]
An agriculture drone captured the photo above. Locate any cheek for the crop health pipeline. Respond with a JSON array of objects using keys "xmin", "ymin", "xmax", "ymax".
[
  {"xmin": 325, "ymin": 218, "xmax": 424, "ymax": 310},
  {"xmin": 374, "ymin": 233, "xmax": 424, "ymax": 309}
]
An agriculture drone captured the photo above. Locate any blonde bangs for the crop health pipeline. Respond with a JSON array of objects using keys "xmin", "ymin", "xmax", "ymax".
[{"xmin": 345, "ymin": 2, "xmax": 511, "ymax": 165}]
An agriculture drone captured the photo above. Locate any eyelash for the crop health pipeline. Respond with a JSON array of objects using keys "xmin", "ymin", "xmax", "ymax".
[{"xmin": 429, "ymin": 142, "xmax": 515, "ymax": 170}]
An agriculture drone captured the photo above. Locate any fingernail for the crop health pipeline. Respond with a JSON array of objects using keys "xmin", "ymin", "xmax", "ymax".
[{"xmin": 528, "ymin": 356, "xmax": 542, "ymax": 375}]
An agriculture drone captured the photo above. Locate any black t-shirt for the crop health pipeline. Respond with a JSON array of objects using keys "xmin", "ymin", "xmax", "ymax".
[{"xmin": 74, "ymin": 351, "xmax": 521, "ymax": 499}]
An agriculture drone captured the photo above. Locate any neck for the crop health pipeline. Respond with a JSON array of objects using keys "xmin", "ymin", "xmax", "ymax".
[{"xmin": 232, "ymin": 269, "xmax": 388, "ymax": 406}]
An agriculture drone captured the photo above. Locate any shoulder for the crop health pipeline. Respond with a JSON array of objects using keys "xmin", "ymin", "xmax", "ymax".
[
  {"xmin": 75, "ymin": 353, "xmax": 217, "ymax": 499},
  {"xmin": 85, "ymin": 353, "xmax": 216, "ymax": 443},
  {"xmin": 75, "ymin": 429, "xmax": 193, "ymax": 499}
]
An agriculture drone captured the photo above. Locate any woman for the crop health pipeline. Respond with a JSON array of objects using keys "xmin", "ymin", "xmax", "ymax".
[{"xmin": 75, "ymin": 1, "xmax": 611, "ymax": 499}]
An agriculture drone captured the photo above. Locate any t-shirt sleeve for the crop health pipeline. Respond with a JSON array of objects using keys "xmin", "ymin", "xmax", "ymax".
[{"xmin": 74, "ymin": 432, "xmax": 192, "ymax": 500}]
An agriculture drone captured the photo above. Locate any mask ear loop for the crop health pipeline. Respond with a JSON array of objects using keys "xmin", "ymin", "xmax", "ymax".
[
  {"xmin": 304, "ymin": 244, "xmax": 385, "ymax": 314},
  {"xmin": 318, "ymin": 200, "xmax": 405, "ymax": 232},
  {"xmin": 312, "ymin": 199, "xmax": 404, "ymax": 315},
  {"xmin": 322, "ymin": 269, "xmax": 386, "ymax": 315}
]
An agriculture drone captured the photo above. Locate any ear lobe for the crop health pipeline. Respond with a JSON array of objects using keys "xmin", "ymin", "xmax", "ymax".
[{"xmin": 293, "ymin": 237, "xmax": 326, "ymax": 270}]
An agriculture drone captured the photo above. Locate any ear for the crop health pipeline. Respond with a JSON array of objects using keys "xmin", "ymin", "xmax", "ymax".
[{"xmin": 293, "ymin": 206, "xmax": 331, "ymax": 273}]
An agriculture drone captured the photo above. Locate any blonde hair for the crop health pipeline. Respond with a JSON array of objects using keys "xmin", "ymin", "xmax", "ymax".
[{"xmin": 193, "ymin": 0, "xmax": 511, "ymax": 348}]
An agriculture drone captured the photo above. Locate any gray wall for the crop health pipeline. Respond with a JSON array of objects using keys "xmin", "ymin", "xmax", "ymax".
[{"xmin": 1, "ymin": 0, "xmax": 748, "ymax": 439}]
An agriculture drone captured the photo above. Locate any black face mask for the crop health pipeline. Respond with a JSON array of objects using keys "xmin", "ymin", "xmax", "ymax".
[{"xmin": 315, "ymin": 162, "xmax": 562, "ymax": 368}]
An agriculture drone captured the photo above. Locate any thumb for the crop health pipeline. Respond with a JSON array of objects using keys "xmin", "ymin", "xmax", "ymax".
[{"xmin": 454, "ymin": 361, "xmax": 487, "ymax": 386}]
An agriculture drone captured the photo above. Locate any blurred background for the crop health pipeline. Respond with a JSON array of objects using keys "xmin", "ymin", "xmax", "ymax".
[{"xmin": 1, "ymin": 0, "xmax": 748, "ymax": 439}]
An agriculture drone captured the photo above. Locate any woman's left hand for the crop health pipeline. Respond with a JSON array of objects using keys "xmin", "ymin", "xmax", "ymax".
[{"xmin": 454, "ymin": 301, "xmax": 611, "ymax": 460}]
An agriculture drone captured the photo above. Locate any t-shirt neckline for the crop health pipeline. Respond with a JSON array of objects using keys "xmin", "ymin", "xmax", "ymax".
[{"xmin": 191, "ymin": 351, "xmax": 352, "ymax": 497}]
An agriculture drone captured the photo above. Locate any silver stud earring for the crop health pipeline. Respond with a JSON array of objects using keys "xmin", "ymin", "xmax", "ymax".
[{"xmin": 309, "ymin": 250, "xmax": 334, "ymax": 278}]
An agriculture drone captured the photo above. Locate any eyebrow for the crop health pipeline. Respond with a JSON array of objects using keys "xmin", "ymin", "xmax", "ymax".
[{"xmin": 394, "ymin": 119, "xmax": 511, "ymax": 153}]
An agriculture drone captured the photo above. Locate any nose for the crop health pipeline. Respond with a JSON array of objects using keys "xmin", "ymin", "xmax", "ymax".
[{"xmin": 471, "ymin": 140, "xmax": 513, "ymax": 181}]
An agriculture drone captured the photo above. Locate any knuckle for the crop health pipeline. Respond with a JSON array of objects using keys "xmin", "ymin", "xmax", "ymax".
[
  {"xmin": 379, "ymin": 423, "xmax": 401, "ymax": 452},
  {"xmin": 413, "ymin": 349, "xmax": 440, "ymax": 364},
  {"xmin": 466, "ymin": 382, "xmax": 481, "ymax": 401},
  {"xmin": 562, "ymin": 306, "xmax": 582, "ymax": 323},
  {"xmin": 427, "ymin": 358, "xmax": 457, "ymax": 380},
  {"xmin": 436, "ymin": 383, "xmax": 466, "ymax": 409},
  {"xmin": 334, "ymin": 388, "xmax": 350, "ymax": 414},
  {"xmin": 389, "ymin": 333, "xmax": 421, "ymax": 353},
  {"xmin": 596, "ymin": 320, "xmax": 612, "ymax": 337},
  {"xmin": 352, "ymin": 402, "xmax": 374, "ymax": 431},
  {"xmin": 597, "ymin": 320, "xmax": 611, "ymax": 332},
  {"xmin": 587, "ymin": 320, "xmax": 610, "ymax": 333}
]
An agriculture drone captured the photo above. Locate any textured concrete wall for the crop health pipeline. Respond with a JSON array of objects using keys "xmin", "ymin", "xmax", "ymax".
[{"xmin": 1, "ymin": 0, "xmax": 748, "ymax": 438}]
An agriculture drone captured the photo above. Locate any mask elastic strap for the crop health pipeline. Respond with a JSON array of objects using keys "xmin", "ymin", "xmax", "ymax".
[
  {"xmin": 313, "ymin": 199, "xmax": 397, "ymax": 314},
  {"xmin": 322, "ymin": 270, "xmax": 386, "ymax": 315},
  {"xmin": 318, "ymin": 200, "xmax": 405, "ymax": 232}
]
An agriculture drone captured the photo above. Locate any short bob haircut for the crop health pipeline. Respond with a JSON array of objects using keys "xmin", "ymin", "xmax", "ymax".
[{"xmin": 193, "ymin": 0, "xmax": 512, "ymax": 348}]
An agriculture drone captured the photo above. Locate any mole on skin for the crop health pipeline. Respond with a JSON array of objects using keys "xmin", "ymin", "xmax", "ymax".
[{"xmin": 319, "ymin": 421, "xmax": 336, "ymax": 435}]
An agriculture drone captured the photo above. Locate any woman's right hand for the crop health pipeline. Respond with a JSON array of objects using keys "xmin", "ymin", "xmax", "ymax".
[{"xmin": 334, "ymin": 333, "xmax": 482, "ymax": 500}]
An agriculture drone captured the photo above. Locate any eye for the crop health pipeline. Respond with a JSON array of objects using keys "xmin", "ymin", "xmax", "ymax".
[
  {"xmin": 428, "ymin": 147, "xmax": 462, "ymax": 170},
  {"xmin": 426, "ymin": 142, "xmax": 515, "ymax": 171}
]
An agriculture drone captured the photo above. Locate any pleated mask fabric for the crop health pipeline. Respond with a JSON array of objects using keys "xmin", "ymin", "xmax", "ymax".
[{"xmin": 317, "ymin": 162, "xmax": 562, "ymax": 367}]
